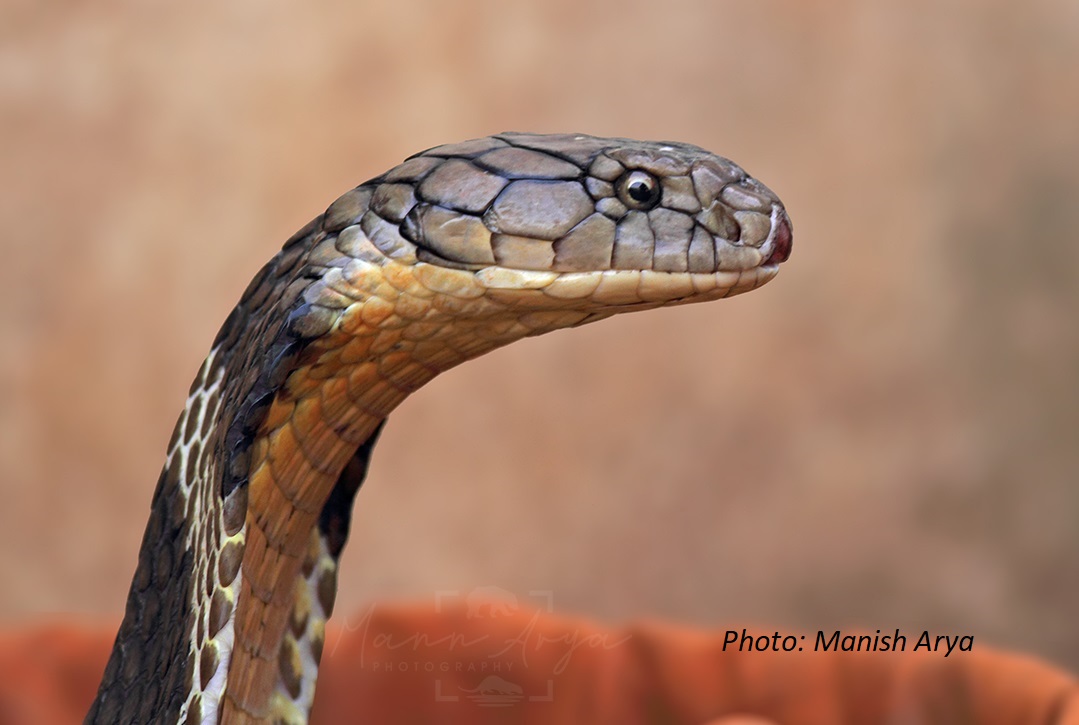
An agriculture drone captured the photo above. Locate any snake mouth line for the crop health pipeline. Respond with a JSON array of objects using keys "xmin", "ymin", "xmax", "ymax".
[{"xmin": 465, "ymin": 265, "xmax": 780, "ymax": 308}]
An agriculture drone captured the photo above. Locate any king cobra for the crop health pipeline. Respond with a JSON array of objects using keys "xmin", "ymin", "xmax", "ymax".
[{"xmin": 86, "ymin": 133, "xmax": 792, "ymax": 724}]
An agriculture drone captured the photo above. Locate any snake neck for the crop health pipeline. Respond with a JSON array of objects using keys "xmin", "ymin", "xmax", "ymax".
[
  {"xmin": 87, "ymin": 215, "xmax": 584, "ymax": 725},
  {"xmin": 215, "ymin": 292, "xmax": 551, "ymax": 723}
]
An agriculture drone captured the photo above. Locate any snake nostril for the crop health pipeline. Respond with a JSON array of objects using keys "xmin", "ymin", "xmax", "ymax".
[{"xmin": 764, "ymin": 213, "xmax": 792, "ymax": 265}]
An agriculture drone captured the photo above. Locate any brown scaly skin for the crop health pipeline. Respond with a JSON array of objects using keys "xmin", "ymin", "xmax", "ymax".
[{"xmin": 86, "ymin": 133, "xmax": 792, "ymax": 724}]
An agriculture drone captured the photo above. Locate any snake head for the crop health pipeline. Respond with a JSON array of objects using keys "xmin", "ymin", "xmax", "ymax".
[{"xmin": 323, "ymin": 132, "xmax": 790, "ymax": 312}]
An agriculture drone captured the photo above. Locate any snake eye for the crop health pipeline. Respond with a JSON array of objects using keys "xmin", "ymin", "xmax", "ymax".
[{"xmin": 617, "ymin": 170, "xmax": 661, "ymax": 210}]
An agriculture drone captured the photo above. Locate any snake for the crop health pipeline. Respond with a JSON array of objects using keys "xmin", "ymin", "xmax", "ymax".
[{"xmin": 84, "ymin": 132, "xmax": 792, "ymax": 724}]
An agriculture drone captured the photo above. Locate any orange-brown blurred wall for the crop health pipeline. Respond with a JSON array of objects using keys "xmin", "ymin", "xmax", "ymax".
[{"xmin": 2, "ymin": 0, "xmax": 1077, "ymax": 670}]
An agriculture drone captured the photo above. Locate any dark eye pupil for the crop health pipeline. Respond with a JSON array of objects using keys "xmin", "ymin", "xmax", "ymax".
[{"xmin": 628, "ymin": 179, "xmax": 654, "ymax": 202}]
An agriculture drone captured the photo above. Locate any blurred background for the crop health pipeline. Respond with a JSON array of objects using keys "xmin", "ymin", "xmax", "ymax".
[{"xmin": 1, "ymin": 0, "xmax": 1077, "ymax": 673}]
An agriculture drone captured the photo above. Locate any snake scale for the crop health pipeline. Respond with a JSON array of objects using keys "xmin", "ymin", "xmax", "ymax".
[{"xmin": 85, "ymin": 133, "xmax": 792, "ymax": 724}]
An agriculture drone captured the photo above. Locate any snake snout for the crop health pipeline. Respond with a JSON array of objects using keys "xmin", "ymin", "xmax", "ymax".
[{"xmin": 764, "ymin": 210, "xmax": 793, "ymax": 266}]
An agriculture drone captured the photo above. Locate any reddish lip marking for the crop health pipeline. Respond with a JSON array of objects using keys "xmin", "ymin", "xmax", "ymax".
[{"xmin": 764, "ymin": 213, "xmax": 793, "ymax": 265}]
